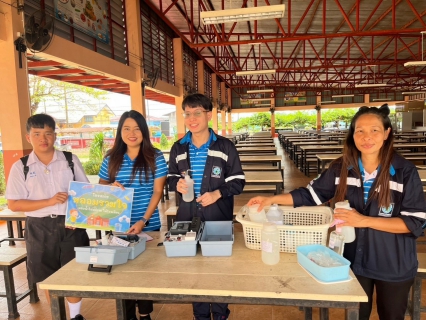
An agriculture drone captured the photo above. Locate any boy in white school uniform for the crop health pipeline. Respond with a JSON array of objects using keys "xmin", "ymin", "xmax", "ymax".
[{"xmin": 6, "ymin": 114, "xmax": 89, "ymax": 320}]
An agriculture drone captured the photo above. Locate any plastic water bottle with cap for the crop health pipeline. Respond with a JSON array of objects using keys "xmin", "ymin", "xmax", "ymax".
[
  {"xmin": 261, "ymin": 222, "xmax": 280, "ymax": 265},
  {"xmin": 334, "ymin": 201, "xmax": 356, "ymax": 243},
  {"xmin": 266, "ymin": 204, "xmax": 283, "ymax": 225},
  {"xmin": 248, "ymin": 204, "xmax": 267, "ymax": 223},
  {"xmin": 182, "ymin": 170, "xmax": 194, "ymax": 202}
]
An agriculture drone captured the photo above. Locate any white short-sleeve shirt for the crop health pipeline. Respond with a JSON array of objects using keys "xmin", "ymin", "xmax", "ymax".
[{"xmin": 6, "ymin": 150, "xmax": 89, "ymax": 217}]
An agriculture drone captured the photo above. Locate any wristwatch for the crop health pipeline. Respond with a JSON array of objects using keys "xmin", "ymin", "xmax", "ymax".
[{"xmin": 140, "ymin": 217, "xmax": 149, "ymax": 226}]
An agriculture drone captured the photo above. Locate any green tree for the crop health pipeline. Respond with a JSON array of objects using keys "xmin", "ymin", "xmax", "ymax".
[
  {"xmin": 29, "ymin": 75, "xmax": 108, "ymax": 118},
  {"xmin": 160, "ymin": 133, "xmax": 169, "ymax": 150},
  {"xmin": 250, "ymin": 113, "xmax": 271, "ymax": 130},
  {"xmin": 234, "ymin": 117, "xmax": 251, "ymax": 132},
  {"xmin": 83, "ymin": 133, "xmax": 108, "ymax": 175},
  {"xmin": 321, "ymin": 109, "xmax": 357, "ymax": 128}
]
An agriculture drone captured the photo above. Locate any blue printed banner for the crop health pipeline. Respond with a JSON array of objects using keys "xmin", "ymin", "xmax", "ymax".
[{"xmin": 66, "ymin": 182, "xmax": 133, "ymax": 231}]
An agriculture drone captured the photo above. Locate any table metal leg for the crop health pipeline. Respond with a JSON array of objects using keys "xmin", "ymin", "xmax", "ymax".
[
  {"xmin": 304, "ymin": 307, "xmax": 313, "ymax": 320},
  {"xmin": 29, "ymin": 282, "xmax": 40, "ymax": 304},
  {"xmin": 167, "ymin": 215, "xmax": 175, "ymax": 230},
  {"xmin": 116, "ymin": 299, "xmax": 126, "ymax": 320},
  {"xmin": 17, "ymin": 221, "xmax": 24, "ymax": 238},
  {"xmin": 3, "ymin": 265, "xmax": 19, "ymax": 320},
  {"xmin": 319, "ymin": 307, "xmax": 329, "ymax": 320},
  {"xmin": 345, "ymin": 307, "xmax": 359, "ymax": 320},
  {"xmin": 278, "ymin": 162, "xmax": 284, "ymax": 188},
  {"xmin": 164, "ymin": 184, "xmax": 169, "ymax": 200},
  {"xmin": 6, "ymin": 221, "xmax": 15, "ymax": 246},
  {"xmin": 50, "ymin": 293, "xmax": 66, "ymax": 320}
]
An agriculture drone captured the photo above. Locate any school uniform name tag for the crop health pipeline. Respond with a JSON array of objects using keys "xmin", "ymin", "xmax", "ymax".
[{"xmin": 211, "ymin": 166, "xmax": 222, "ymax": 178}]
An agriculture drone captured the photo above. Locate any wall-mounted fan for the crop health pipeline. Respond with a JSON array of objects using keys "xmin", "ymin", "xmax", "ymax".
[
  {"xmin": 142, "ymin": 68, "xmax": 160, "ymax": 95},
  {"xmin": 25, "ymin": 10, "xmax": 55, "ymax": 52}
]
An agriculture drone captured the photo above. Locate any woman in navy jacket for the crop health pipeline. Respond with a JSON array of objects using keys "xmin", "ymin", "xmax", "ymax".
[{"xmin": 249, "ymin": 105, "xmax": 426, "ymax": 320}]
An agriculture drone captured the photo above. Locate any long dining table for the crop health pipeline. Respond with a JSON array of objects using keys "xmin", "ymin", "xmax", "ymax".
[
  {"xmin": 40, "ymin": 232, "xmax": 367, "ymax": 320},
  {"xmin": 236, "ymin": 146, "xmax": 277, "ymax": 155}
]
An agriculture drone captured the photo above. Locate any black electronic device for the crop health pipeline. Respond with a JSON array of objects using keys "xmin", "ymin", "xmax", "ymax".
[
  {"xmin": 170, "ymin": 222, "xmax": 191, "ymax": 235},
  {"xmin": 190, "ymin": 217, "xmax": 202, "ymax": 234}
]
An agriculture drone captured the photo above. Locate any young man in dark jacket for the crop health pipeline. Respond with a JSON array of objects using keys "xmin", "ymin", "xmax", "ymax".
[{"xmin": 168, "ymin": 93, "xmax": 245, "ymax": 320}]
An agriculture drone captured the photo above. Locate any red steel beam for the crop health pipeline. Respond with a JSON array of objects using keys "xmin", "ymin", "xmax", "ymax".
[
  {"xmin": 27, "ymin": 61, "xmax": 64, "ymax": 68},
  {"xmin": 34, "ymin": 69, "xmax": 86, "ymax": 76},
  {"xmin": 61, "ymin": 75, "xmax": 107, "ymax": 81},
  {"xmin": 189, "ymin": 29, "xmax": 425, "ymax": 48},
  {"xmin": 78, "ymin": 80, "xmax": 122, "ymax": 86}
]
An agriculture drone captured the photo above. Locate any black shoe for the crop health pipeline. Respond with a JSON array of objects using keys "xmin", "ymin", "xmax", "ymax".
[
  {"xmin": 71, "ymin": 315, "xmax": 86, "ymax": 320},
  {"xmin": 140, "ymin": 315, "xmax": 151, "ymax": 320}
]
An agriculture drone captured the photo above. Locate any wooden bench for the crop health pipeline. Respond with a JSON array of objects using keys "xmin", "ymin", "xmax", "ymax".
[
  {"xmin": 0, "ymin": 247, "xmax": 39, "ymax": 319},
  {"xmin": 243, "ymin": 184, "xmax": 277, "ymax": 194},
  {"xmin": 401, "ymin": 152, "xmax": 426, "ymax": 157},
  {"xmin": 305, "ymin": 158, "xmax": 319, "ymax": 176},
  {"xmin": 404, "ymin": 156, "xmax": 426, "ymax": 165},
  {"xmin": 242, "ymin": 165, "xmax": 284, "ymax": 188}
]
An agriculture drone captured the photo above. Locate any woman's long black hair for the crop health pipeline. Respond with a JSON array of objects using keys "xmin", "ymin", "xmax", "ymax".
[
  {"xmin": 333, "ymin": 104, "xmax": 394, "ymax": 208},
  {"xmin": 106, "ymin": 110, "xmax": 156, "ymax": 184}
]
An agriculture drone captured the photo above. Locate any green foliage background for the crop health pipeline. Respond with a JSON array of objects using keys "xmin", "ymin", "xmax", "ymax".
[
  {"xmin": 233, "ymin": 109, "xmax": 357, "ymax": 132},
  {"xmin": 83, "ymin": 133, "xmax": 108, "ymax": 175}
]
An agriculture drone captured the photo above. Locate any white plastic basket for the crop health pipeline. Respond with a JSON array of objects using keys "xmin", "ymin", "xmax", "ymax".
[{"xmin": 236, "ymin": 206, "xmax": 333, "ymax": 253}]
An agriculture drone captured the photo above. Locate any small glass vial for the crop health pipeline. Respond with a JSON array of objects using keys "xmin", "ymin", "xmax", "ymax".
[
  {"xmin": 261, "ymin": 222, "xmax": 280, "ymax": 265},
  {"xmin": 328, "ymin": 226, "xmax": 345, "ymax": 255}
]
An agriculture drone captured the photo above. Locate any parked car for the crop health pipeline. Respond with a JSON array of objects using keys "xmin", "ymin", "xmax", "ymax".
[{"xmin": 54, "ymin": 139, "xmax": 72, "ymax": 152}]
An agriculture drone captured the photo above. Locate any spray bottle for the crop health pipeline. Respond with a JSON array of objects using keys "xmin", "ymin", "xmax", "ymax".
[{"xmin": 182, "ymin": 170, "xmax": 194, "ymax": 202}]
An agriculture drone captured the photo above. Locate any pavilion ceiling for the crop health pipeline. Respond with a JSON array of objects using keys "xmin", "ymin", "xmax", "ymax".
[
  {"xmin": 145, "ymin": 0, "xmax": 426, "ymax": 97},
  {"xmin": 26, "ymin": 56, "xmax": 176, "ymax": 105}
]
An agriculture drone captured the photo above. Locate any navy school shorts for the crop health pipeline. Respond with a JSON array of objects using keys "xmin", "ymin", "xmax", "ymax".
[{"xmin": 25, "ymin": 215, "xmax": 90, "ymax": 285}]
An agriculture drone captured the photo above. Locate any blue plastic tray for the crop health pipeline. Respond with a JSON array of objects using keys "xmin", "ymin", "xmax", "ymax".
[
  {"xmin": 296, "ymin": 244, "xmax": 350, "ymax": 283},
  {"xmin": 199, "ymin": 221, "xmax": 234, "ymax": 256}
]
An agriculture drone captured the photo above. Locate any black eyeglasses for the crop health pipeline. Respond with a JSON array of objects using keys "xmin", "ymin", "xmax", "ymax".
[{"xmin": 182, "ymin": 110, "xmax": 209, "ymax": 118}]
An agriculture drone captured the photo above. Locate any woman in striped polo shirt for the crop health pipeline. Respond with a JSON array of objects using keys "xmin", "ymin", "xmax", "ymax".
[{"xmin": 99, "ymin": 110, "xmax": 167, "ymax": 320}]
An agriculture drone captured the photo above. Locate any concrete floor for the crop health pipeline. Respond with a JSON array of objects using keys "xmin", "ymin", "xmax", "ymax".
[{"xmin": 1, "ymin": 138, "xmax": 426, "ymax": 319}]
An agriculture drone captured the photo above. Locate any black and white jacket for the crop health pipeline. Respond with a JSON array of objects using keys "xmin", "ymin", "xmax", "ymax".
[
  {"xmin": 167, "ymin": 130, "xmax": 245, "ymax": 222},
  {"xmin": 290, "ymin": 153, "xmax": 426, "ymax": 281}
]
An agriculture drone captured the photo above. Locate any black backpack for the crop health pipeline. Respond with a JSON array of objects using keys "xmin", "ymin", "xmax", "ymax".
[{"xmin": 20, "ymin": 151, "xmax": 75, "ymax": 180}]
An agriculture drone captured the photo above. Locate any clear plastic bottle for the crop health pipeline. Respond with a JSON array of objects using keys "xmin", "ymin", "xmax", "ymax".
[
  {"xmin": 328, "ymin": 226, "xmax": 345, "ymax": 255},
  {"xmin": 248, "ymin": 204, "xmax": 267, "ymax": 223},
  {"xmin": 334, "ymin": 201, "xmax": 356, "ymax": 243},
  {"xmin": 261, "ymin": 222, "xmax": 280, "ymax": 265},
  {"xmin": 182, "ymin": 170, "xmax": 194, "ymax": 202},
  {"xmin": 266, "ymin": 204, "xmax": 283, "ymax": 225}
]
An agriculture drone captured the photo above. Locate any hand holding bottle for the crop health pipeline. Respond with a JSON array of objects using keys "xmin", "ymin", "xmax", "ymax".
[{"xmin": 177, "ymin": 178, "xmax": 189, "ymax": 194}]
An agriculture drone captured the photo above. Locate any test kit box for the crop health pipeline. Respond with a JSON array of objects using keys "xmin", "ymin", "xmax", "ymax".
[
  {"xmin": 199, "ymin": 221, "xmax": 234, "ymax": 256},
  {"xmin": 163, "ymin": 221, "xmax": 204, "ymax": 257},
  {"xmin": 74, "ymin": 237, "xmax": 147, "ymax": 271},
  {"xmin": 75, "ymin": 246, "xmax": 130, "ymax": 267}
]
